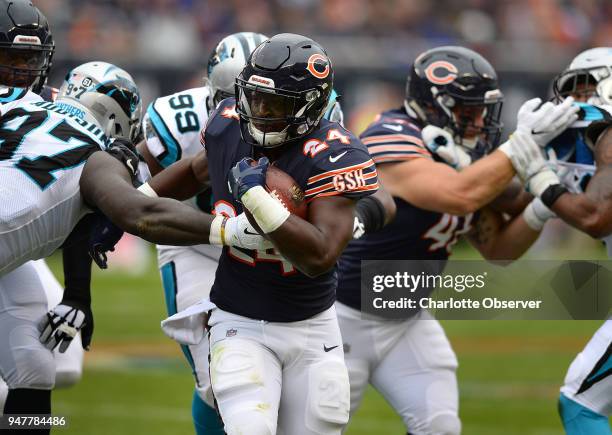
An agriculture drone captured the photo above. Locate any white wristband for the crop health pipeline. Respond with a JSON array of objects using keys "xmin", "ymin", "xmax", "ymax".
[
  {"xmin": 137, "ymin": 182, "xmax": 158, "ymax": 198},
  {"xmin": 241, "ymin": 186, "xmax": 290, "ymax": 234},
  {"xmin": 522, "ymin": 201, "xmax": 545, "ymax": 231}
]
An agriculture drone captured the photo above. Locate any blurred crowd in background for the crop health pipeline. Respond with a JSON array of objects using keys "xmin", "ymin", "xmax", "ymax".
[{"xmin": 37, "ymin": 0, "xmax": 609, "ymax": 260}]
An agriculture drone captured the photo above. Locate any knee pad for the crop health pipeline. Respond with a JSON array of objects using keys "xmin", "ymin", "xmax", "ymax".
[
  {"xmin": 224, "ymin": 410, "xmax": 275, "ymax": 435},
  {"xmin": 306, "ymin": 359, "xmax": 350, "ymax": 433},
  {"xmin": 54, "ymin": 368, "xmax": 82, "ymax": 389},
  {"xmin": 428, "ymin": 412, "xmax": 461, "ymax": 435},
  {"xmin": 4, "ymin": 326, "xmax": 55, "ymax": 390}
]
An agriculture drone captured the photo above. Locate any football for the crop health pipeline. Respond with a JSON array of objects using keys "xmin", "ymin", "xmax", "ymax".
[{"xmin": 245, "ymin": 165, "xmax": 308, "ymax": 234}]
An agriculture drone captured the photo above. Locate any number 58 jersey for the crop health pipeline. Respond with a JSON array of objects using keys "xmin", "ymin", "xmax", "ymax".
[{"xmin": 0, "ymin": 88, "xmax": 106, "ymax": 274}]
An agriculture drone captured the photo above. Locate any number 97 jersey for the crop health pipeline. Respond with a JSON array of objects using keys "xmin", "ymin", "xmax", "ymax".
[
  {"xmin": 0, "ymin": 88, "xmax": 107, "ymax": 274},
  {"xmin": 142, "ymin": 87, "xmax": 211, "ymax": 170}
]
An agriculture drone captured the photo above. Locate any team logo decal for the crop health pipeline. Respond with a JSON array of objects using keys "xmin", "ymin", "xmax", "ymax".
[
  {"xmin": 306, "ymin": 54, "xmax": 330, "ymax": 79},
  {"xmin": 424, "ymin": 61, "xmax": 458, "ymax": 85}
]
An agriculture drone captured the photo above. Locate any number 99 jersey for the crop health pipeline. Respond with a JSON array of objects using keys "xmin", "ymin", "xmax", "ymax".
[
  {"xmin": 0, "ymin": 88, "xmax": 107, "ymax": 275},
  {"xmin": 142, "ymin": 87, "xmax": 211, "ymax": 172}
]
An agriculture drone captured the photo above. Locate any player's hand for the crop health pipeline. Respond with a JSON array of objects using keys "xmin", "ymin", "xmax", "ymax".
[
  {"xmin": 89, "ymin": 213, "xmax": 124, "ymax": 269},
  {"xmin": 106, "ymin": 138, "xmax": 141, "ymax": 186},
  {"xmin": 516, "ymin": 97, "xmax": 579, "ymax": 147},
  {"xmin": 228, "ymin": 157, "xmax": 269, "ymax": 201},
  {"xmin": 39, "ymin": 299, "xmax": 94, "ymax": 352},
  {"xmin": 224, "ymin": 213, "xmax": 273, "ymax": 250},
  {"xmin": 422, "ymin": 125, "xmax": 471, "ymax": 169}
]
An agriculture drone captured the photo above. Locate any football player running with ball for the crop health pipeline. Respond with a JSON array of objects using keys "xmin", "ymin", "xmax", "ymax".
[
  {"xmin": 150, "ymin": 33, "xmax": 378, "ymax": 435},
  {"xmin": 136, "ymin": 31, "xmax": 268, "ymax": 435},
  {"xmin": 335, "ymin": 46, "xmax": 579, "ymax": 435}
]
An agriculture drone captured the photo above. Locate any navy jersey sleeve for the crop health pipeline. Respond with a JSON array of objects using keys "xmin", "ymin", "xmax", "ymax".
[
  {"xmin": 360, "ymin": 113, "xmax": 432, "ymax": 164},
  {"xmin": 200, "ymin": 98, "xmax": 240, "ymax": 152},
  {"xmin": 304, "ymin": 125, "xmax": 378, "ymax": 202}
]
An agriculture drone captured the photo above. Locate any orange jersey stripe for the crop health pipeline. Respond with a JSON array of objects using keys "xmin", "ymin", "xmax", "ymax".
[
  {"xmin": 368, "ymin": 144, "xmax": 431, "ymax": 155},
  {"xmin": 306, "ymin": 183, "xmax": 380, "ymax": 202}
]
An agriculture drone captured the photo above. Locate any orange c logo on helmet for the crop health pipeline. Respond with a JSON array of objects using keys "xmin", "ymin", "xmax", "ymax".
[
  {"xmin": 424, "ymin": 61, "xmax": 458, "ymax": 85},
  {"xmin": 306, "ymin": 54, "xmax": 330, "ymax": 79}
]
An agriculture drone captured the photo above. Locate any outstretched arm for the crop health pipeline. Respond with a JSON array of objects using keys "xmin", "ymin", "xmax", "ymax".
[
  {"xmin": 547, "ymin": 127, "xmax": 612, "ymax": 238},
  {"xmin": 379, "ymin": 151, "xmax": 515, "ymax": 215},
  {"xmin": 80, "ymin": 151, "xmax": 214, "ymax": 245},
  {"xmin": 137, "ymin": 140, "xmax": 209, "ymax": 201}
]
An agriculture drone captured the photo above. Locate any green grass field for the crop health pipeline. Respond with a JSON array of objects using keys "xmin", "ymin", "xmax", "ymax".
[{"xmin": 46, "ymin": 237, "xmax": 610, "ymax": 434}]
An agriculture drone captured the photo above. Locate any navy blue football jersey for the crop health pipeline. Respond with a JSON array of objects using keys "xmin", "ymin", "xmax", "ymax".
[
  {"xmin": 336, "ymin": 108, "xmax": 474, "ymax": 310},
  {"xmin": 203, "ymin": 98, "xmax": 378, "ymax": 321}
]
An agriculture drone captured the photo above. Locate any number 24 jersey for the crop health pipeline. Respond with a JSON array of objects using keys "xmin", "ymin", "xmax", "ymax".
[{"xmin": 203, "ymin": 98, "xmax": 378, "ymax": 322}]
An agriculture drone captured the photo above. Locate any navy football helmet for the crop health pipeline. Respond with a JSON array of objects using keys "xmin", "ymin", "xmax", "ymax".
[
  {"xmin": 235, "ymin": 33, "xmax": 333, "ymax": 148},
  {"xmin": 405, "ymin": 46, "xmax": 504, "ymax": 159},
  {"xmin": 0, "ymin": 0, "xmax": 54, "ymax": 93}
]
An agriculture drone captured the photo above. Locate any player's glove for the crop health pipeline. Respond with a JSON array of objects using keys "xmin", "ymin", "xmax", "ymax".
[
  {"xmin": 88, "ymin": 213, "xmax": 124, "ymax": 269},
  {"xmin": 209, "ymin": 212, "xmax": 273, "ymax": 250},
  {"xmin": 515, "ymin": 97, "xmax": 579, "ymax": 147},
  {"xmin": 228, "ymin": 157, "xmax": 269, "ymax": 201},
  {"xmin": 106, "ymin": 138, "xmax": 141, "ymax": 187},
  {"xmin": 39, "ymin": 299, "xmax": 94, "ymax": 352},
  {"xmin": 499, "ymin": 130, "xmax": 560, "ymax": 196},
  {"xmin": 422, "ymin": 125, "xmax": 471, "ymax": 169}
]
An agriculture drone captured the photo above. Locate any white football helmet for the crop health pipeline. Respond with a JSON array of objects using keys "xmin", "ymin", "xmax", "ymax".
[
  {"xmin": 204, "ymin": 32, "xmax": 268, "ymax": 112},
  {"xmin": 553, "ymin": 47, "xmax": 612, "ymax": 105},
  {"xmin": 57, "ymin": 61, "xmax": 142, "ymax": 142}
]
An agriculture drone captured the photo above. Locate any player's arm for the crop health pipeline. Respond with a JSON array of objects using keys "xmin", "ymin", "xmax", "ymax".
[
  {"xmin": 80, "ymin": 151, "xmax": 215, "ymax": 245},
  {"xmin": 544, "ymin": 127, "xmax": 612, "ymax": 238},
  {"xmin": 269, "ymin": 196, "xmax": 355, "ymax": 277},
  {"xmin": 380, "ymin": 151, "xmax": 514, "ymax": 215},
  {"xmin": 229, "ymin": 156, "xmax": 374, "ymax": 277},
  {"xmin": 136, "ymin": 141, "xmax": 209, "ymax": 201},
  {"xmin": 488, "ymin": 179, "xmax": 533, "ymax": 217},
  {"xmin": 466, "ymin": 207, "xmax": 540, "ymax": 261},
  {"xmin": 353, "ymin": 186, "xmax": 396, "ymax": 239}
]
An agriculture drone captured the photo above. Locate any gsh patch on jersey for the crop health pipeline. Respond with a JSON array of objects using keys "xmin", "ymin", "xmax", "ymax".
[{"xmin": 203, "ymin": 98, "xmax": 378, "ymax": 322}]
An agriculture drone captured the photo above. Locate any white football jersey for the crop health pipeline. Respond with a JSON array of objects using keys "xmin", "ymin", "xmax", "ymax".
[
  {"xmin": 143, "ymin": 86, "xmax": 215, "ymax": 257},
  {"xmin": 0, "ymin": 87, "xmax": 106, "ymax": 275},
  {"xmin": 143, "ymin": 86, "xmax": 211, "ymax": 170}
]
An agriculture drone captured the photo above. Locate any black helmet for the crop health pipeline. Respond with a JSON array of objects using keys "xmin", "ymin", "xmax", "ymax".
[
  {"xmin": 405, "ymin": 46, "xmax": 504, "ymax": 157},
  {"xmin": 0, "ymin": 0, "xmax": 54, "ymax": 94},
  {"xmin": 235, "ymin": 33, "xmax": 333, "ymax": 148}
]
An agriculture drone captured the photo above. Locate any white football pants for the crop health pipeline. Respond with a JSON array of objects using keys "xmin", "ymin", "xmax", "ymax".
[
  {"xmin": 336, "ymin": 302, "xmax": 461, "ymax": 435},
  {"xmin": 207, "ymin": 305, "xmax": 350, "ymax": 435}
]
